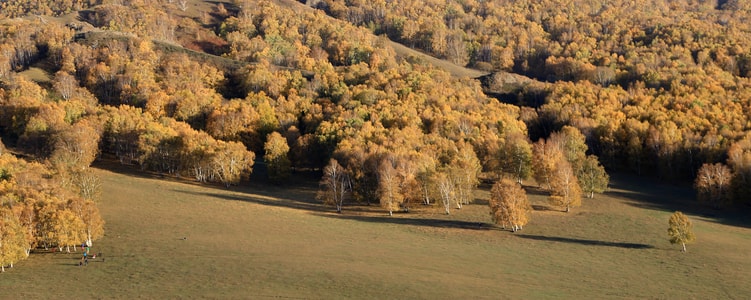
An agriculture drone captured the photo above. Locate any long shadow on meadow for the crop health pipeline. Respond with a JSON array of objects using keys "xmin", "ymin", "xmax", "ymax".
[
  {"xmin": 314, "ymin": 213, "xmax": 495, "ymax": 231},
  {"xmin": 607, "ymin": 173, "xmax": 751, "ymax": 229},
  {"xmin": 515, "ymin": 234, "xmax": 654, "ymax": 249},
  {"xmin": 172, "ymin": 188, "xmax": 330, "ymax": 213}
]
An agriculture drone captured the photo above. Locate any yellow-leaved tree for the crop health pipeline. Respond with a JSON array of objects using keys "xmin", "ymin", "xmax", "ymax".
[
  {"xmin": 694, "ymin": 163, "xmax": 732, "ymax": 208},
  {"xmin": 264, "ymin": 132, "xmax": 291, "ymax": 183},
  {"xmin": 0, "ymin": 208, "xmax": 29, "ymax": 272},
  {"xmin": 578, "ymin": 155, "xmax": 610, "ymax": 199},
  {"xmin": 489, "ymin": 179, "xmax": 531, "ymax": 232},
  {"xmin": 212, "ymin": 141, "xmax": 255, "ymax": 188},
  {"xmin": 548, "ymin": 158, "xmax": 582, "ymax": 212},
  {"xmin": 668, "ymin": 211, "xmax": 696, "ymax": 252},
  {"xmin": 378, "ymin": 158, "xmax": 404, "ymax": 216}
]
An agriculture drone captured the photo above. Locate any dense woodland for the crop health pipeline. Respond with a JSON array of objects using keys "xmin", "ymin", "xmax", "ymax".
[{"xmin": 0, "ymin": 0, "xmax": 750, "ymax": 269}]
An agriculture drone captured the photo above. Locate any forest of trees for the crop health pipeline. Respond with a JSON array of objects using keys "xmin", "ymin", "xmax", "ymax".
[
  {"xmin": 1, "ymin": 0, "xmax": 750, "ymax": 269},
  {"xmin": 310, "ymin": 0, "xmax": 751, "ymax": 200}
]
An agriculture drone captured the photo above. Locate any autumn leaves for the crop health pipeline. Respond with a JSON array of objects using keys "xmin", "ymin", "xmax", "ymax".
[
  {"xmin": 318, "ymin": 123, "xmax": 610, "ymax": 232},
  {"xmin": 0, "ymin": 143, "xmax": 105, "ymax": 271}
]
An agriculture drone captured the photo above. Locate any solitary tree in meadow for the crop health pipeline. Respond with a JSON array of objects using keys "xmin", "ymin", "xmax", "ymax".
[
  {"xmin": 578, "ymin": 155, "xmax": 609, "ymax": 198},
  {"xmin": 489, "ymin": 179, "xmax": 531, "ymax": 232},
  {"xmin": 668, "ymin": 211, "xmax": 695, "ymax": 252}
]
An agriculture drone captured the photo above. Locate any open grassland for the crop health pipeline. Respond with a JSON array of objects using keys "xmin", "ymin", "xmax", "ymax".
[{"xmin": 1, "ymin": 167, "xmax": 750, "ymax": 299}]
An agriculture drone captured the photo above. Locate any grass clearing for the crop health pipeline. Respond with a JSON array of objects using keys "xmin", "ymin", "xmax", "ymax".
[{"xmin": 1, "ymin": 168, "xmax": 750, "ymax": 298}]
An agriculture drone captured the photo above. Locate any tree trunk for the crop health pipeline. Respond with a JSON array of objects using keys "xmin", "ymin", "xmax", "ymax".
[
  {"xmin": 682, "ymin": 242, "xmax": 686, "ymax": 252},
  {"xmin": 388, "ymin": 210, "xmax": 393, "ymax": 216},
  {"xmin": 590, "ymin": 191, "xmax": 594, "ymax": 198},
  {"xmin": 565, "ymin": 205, "xmax": 570, "ymax": 213}
]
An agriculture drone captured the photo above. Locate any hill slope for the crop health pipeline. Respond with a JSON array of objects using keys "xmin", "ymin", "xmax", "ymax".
[{"xmin": 1, "ymin": 167, "xmax": 749, "ymax": 298}]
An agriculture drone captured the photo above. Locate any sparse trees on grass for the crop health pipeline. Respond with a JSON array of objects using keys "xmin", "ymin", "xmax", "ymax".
[{"xmin": 668, "ymin": 211, "xmax": 695, "ymax": 252}]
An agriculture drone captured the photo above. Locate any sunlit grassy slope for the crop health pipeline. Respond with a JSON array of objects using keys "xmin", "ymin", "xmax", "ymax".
[{"xmin": 1, "ymin": 165, "xmax": 749, "ymax": 299}]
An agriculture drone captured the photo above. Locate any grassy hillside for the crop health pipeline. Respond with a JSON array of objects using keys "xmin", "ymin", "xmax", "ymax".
[{"xmin": 1, "ymin": 166, "xmax": 748, "ymax": 298}]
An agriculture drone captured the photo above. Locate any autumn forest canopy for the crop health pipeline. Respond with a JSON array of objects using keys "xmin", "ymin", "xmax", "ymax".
[{"xmin": 1, "ymin": 0, "xmax": 751, "ymax": 270}]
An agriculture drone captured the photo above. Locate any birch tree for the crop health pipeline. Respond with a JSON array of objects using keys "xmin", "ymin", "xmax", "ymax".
[
  {"xmin": 318, "ymin": 159, "xmax": 350, "ymax": 213},
  {"xmin": 578, "ymin": 155, "xmax": 609, "ymax": 198},
  {"xmin": 212, "ymin": 141, "xmax": 255, "ymax": 187},
  {"xmin": 498, "ymin": 134, "xmax": 533, "ymax": 183},
  {"xmin": 489, "ymin": 179, "xmax": 531, "ymax": 232},
  {"xmin": 415, "ymin": 155, "xmax": 437, "ymax": 205},
  {"xmin": 437, "ymin": 171, "xmax": 455, "ymax": 215},
  {"xmin": 378, "ymin": 159, "xmax": 403, "ymax": 216},
  {"xmin": 668, "ymin": 211, "xmax": 695, "ymax": 252},
  {"xmin": 451, "ymin": 142, "xmax": 481, "ymax": 208},
  {"xmin": 67, "ymin": 197, "xmax": 104, "ymax": 247},
  {"xmin": 548, "ymin": 158, "xmax": 582, "ymax": 212},
  {"xmin": 0, "ymin": 209, "xmax": 28, "ymax": 272},
  {"xmin": 73, "ymin": 170, "xmax": 102, "ymax": 202},
  {"xmin": 532, "ymin": 139, "xmax": 563, "ymax": 190},
  {"xmin": 694, "ymin": 163, "xmax": 732, "ymax": 208}
]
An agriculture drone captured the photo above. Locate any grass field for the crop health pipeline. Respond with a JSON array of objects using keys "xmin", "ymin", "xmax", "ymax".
[{"xmin": 1, "ymin": 165, "xmax": 750, "ymax": 299}]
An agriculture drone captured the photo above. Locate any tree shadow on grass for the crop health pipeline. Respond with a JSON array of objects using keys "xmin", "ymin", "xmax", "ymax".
[
  {"xmin": 523, "ymin": 185, "xmax": 550, "ymax": 196},
  {"xmin": 515, "ymin": 234, "xmax": 654, "ymax": 249},
  {"xmin": 606, "ymin": 173, "xmax": 751, "ymax": 229},
  {"xmin": 531, "ymin": 204, "xmax": 560, "ymax": 211},
  {"xmin": 94, "ymin": 157, "xmax": 332, "ymax": 212},
  {"xmin": 172, "ymin": 189, "xmax": 330, "ymax": 213},
  {"xmin": 313, "ymin": 213, "xmax": 495, "ymax": 231}
]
